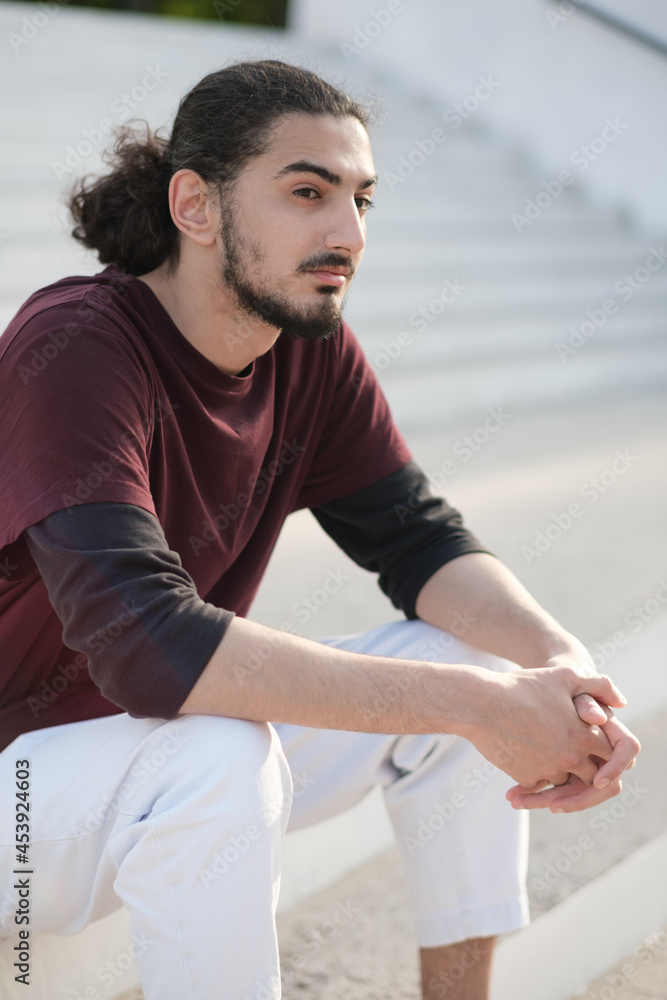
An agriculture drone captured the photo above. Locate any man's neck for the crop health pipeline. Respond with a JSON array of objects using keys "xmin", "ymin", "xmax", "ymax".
[{"xmin": 137, "ymin": 260, "xmax": 281, "ymax": 377}]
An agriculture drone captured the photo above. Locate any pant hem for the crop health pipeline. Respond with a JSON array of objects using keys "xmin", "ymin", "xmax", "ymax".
[{"xmin": 415, "ymin": 893, "xmax": 530, "ymax": 948}]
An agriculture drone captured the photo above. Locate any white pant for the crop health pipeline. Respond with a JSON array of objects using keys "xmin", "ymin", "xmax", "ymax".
[{"xmin": 0, "ymin": 620, "xmax": 529, "ymax": 1000}]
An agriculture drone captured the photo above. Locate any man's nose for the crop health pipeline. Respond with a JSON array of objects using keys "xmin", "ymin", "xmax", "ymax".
[{"xmin": 322, "ymin": 202, "xmax": 366, "ymax": 257}]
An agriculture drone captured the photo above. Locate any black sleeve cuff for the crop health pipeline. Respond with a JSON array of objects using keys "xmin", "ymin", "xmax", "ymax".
[
  {"xmin": 24, "ymin": 502, "xmax": 234, "ymax": 718},
  {"xmin": 311, "ymin": 460, "xmax": 493, "ymax": 620}
]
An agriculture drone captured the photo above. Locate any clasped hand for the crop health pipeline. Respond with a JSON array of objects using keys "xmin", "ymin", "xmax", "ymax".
[{"xmin": 506, "ymin": 665, "xmax": 641, "ymax": 814}]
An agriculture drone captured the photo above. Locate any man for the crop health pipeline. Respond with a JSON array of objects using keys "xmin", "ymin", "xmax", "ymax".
[{"xmin": 0, "ymin": 60, "xmax": 639, "ymax": 1000}]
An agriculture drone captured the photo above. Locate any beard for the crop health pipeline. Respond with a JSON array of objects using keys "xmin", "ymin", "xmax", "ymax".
[{"xmin": 218, "ymin": 202, "xmax": 353, "ymax": 342}]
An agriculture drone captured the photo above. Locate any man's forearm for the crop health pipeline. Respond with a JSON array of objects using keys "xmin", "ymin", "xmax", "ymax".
[
  {"xmin": 179, "ymin": 615, "xmax": 486, "ymax": 736},
  {"xmin": 414, "ymin": 552, "xmax": 593, "ymax": 672},
  {"xmin": 179, "ymin": 615, "xmax": 628, "ymax": 793}
]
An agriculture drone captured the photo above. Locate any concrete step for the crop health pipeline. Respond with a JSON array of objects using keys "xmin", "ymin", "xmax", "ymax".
[
  {"xmin": 345, "ymin": 282, "xmax": 667, "ymax": 330},
  {"xmin": 354, "ymin": 266, "xmax": 667, "ymax": 298},
  {"xmin": 376, "ymin": 345, "xmax": 667, "ymax": 430},
  {"xmin": 361, "ymin": 236, "xmax": 663, "ymax": 270},
  {"xmin": 365, "ymin": 217, "xmax": 636, "ymax": 246},
  {"xmin": 566, "ymin": 926, "xmax": 667, "ymax": 999},
  {"xmin": 356, "ymin": 315, "xmax": 667, "ymax": 371},
  {"xmin": 364, "ymin": 226, "xmax": 642, "ymax": 253}
]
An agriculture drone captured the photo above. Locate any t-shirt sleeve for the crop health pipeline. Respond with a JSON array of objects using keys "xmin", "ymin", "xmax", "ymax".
[
  {"xmin": 24, "ymin": 502, "xmax": 233, "ymax": 718},
  {"xmin": 0, "ymin": 302, "xmax": 159, "ymax": 552},
  {"xmin": 312, "ymin": 460, "xmax": 493, "ymax": 619},
  {"xmin": 294, "ymin": 321, "xmax": 413, "ymax": 509}
]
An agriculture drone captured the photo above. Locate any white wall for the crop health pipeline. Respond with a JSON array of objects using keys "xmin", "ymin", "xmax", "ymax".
[{"xmin": 290, "ymin": 0, "xmax": 667, "ymax": 233}]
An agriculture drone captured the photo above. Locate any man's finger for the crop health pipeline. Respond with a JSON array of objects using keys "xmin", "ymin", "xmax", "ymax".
[
  {"xmin": 508, "ymin": 776, "xmax": 623, "ymax": 812},
  {"xmin": 507, "ymin": 783, "xmax": 575, "ymax": 810},
  {"xmin": 573, "ymin": 673, "xmax": 627, "ymax": 708},
  {"xmin": 569, "ymin": 724, "xmax": 614, "ymax": 784},
  {"xmin": 548, "ymin": 777, "xmax": 623, "ymax": 813},
  {"xmin": 573, "ymin": 693, "xmax": 608, "ymax": 725},
  {"xmin": 506, "ymin": 778, "xmax": 560, "ymax": 803},
  {"xmin": 593, "ymin": 719, "xmax": 641, "ymax": 788}
]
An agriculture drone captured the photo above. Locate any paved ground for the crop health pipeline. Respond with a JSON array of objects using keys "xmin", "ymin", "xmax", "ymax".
[{"xmin": 568, "ymin": 926, "xmax": 667, "ymax": 1000}]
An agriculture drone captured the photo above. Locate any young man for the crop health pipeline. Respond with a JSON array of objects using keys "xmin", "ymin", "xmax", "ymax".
[{"xmin": 0, "ymin": 61, "xmax": 639, "ymax": 999}]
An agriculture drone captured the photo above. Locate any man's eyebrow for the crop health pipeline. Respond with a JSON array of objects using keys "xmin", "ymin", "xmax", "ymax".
[{"xmin": 273, "ymin": 160, "xmax": 378, "ymax": 189}]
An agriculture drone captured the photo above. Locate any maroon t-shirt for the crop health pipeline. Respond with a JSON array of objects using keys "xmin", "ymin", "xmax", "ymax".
[{"xmin": 0, "ymin": 266, "xmax": 411, "ymax": 744}]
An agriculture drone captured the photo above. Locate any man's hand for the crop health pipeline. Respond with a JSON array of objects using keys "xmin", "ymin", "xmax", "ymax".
[
  {"xmin": 506, "ymin": 700, "xmax": 641, "ymax": 813},
  {"xmin": 463, "ymin": 665, "xmax": 629, "ymax": 789}
]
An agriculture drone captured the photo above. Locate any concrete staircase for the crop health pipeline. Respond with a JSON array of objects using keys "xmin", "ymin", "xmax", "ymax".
[
  {"xmin": 1, "ymin": 5, "xmax": 666, "ymax": 999},
  {"xmin": 343, "ymin": 79, "xmax": 667, "ymax": 430},
  {"xmin": 1, "ymin": 9, "xmax": 666, "ymax": 426}
]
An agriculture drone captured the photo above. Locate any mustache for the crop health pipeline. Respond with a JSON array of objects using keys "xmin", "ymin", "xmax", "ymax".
[{"xmin": 296, "ymin": 253, "xmax": 356, "ymax": 277}]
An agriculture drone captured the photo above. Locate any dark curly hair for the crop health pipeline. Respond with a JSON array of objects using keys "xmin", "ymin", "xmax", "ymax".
[{"xmin": 68, "ymin": 60, "xmax": 371, "ymax": 277}]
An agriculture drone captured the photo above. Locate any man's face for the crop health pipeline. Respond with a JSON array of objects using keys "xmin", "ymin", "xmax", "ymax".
[{"xmin": 216, "ymin": 113, "xmax": 377, "ymax": 341}]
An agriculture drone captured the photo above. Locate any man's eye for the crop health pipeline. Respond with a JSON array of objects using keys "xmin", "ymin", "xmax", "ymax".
[
  {"xmin": 356, "ymin": 198, "xmax": 375, "ymax": 214},
  {"xmin": 294, "ymin": 187, "xmax": 320, "ymax": 200}
]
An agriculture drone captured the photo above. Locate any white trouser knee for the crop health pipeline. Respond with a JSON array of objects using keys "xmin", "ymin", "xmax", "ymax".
[{"xmin": 0, "ymin": 712, "xmax": 292, "ymax": 1000}]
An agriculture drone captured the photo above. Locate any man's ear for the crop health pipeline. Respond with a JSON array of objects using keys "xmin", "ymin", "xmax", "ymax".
[{"xmin": 168, "ymin": 169, "xmax": 217, "ymax": 248}]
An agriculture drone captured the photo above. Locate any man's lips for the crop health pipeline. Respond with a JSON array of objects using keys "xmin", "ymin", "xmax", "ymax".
[{"xmin": 305, "ymin": 268, "xmax": 350, "ymax": 287}]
